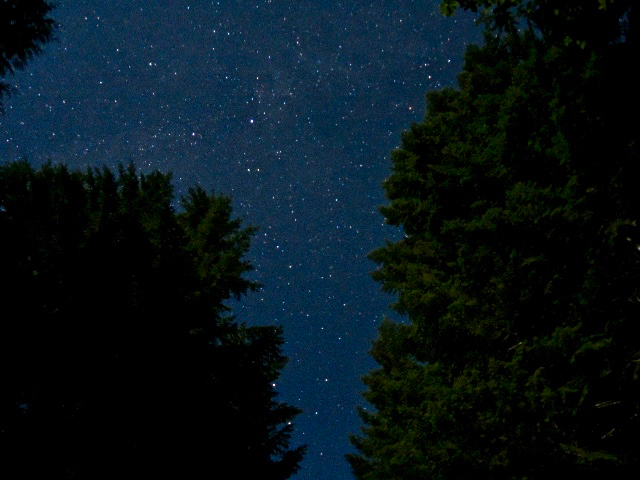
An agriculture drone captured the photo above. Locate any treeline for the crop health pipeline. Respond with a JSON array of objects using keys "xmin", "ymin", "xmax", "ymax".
[
  {"xmin": 0, "ymin": 162, "xmax": 305, "ymax": 479},
  {"xmin": 349, "ymin": 0, "xmax": 639, "ymax": 479},
  {"xmin": 1, "ymin": 5, "xmax": 306, "ymax": 477}
]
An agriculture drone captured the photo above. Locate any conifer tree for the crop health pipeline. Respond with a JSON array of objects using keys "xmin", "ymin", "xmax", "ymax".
[
  {"xmin": 349, "ymin": 1, "xmax": 639, "ymax": 478},
  {"xmin": 0, "ymin": 161, "xmax": 305, "ymax": 479},
  {"xmin": 0, "ymin": 0, "xmax": 56, "ymax": 109}
]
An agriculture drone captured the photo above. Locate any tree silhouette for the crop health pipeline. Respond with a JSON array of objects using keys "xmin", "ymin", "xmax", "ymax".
[
  {"xmin": 0, "ymin": 0, "xmax": 56, "ymax": 110},
  {"xmin": 349, "ymin": 1, "xmax": 639, "ymax": 478},
  {"xmin": 0, "ymin": 161, "xmax": 305, "ymax": 479}
]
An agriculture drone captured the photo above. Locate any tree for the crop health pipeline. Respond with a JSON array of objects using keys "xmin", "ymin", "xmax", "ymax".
[
  {"xmin": 0, "ymin": 161, "xmax": 305, "ymax": 479},
  {"xmin": 348, "ymin": 1, "xmax": 639, "ymax": 478},
  {"xmin": 0, "ymin": 0, "xmax": 56, "ymax": 110},
  {"xmin": 441, "ymin": 0, "xmax": 636, "ymax": 49}
]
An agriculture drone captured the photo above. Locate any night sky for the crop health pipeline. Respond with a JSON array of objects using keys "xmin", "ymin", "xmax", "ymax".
[{"xmin": 0, "ymin": 1, "xmax": 480, "ymax": 478}]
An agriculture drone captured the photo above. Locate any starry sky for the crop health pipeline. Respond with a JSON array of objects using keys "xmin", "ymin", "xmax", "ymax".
[{"xmin": 0, "ymin": 1, "xmax": 481, "ymax": 478}]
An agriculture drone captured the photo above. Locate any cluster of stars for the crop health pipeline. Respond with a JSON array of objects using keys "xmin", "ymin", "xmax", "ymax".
[{"xmin": 0, "ymin": 1, "xmax": 481, "ymax": 478}]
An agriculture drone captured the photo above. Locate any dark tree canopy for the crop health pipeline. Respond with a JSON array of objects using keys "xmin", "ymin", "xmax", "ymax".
[
  {"xmin": 0, "ymin": 0, "xmax": 56, "ymax": 109},
  {"xmin": 0, "ymin": 161, "xmax": 305, "ymax": 479},
  {"xmin": 442, "ymin": 0, "xmax": 637, "ymax": 49},
  {"xmin": 349, "ymin": 0, "xmax": 639, "ymax": 478}
]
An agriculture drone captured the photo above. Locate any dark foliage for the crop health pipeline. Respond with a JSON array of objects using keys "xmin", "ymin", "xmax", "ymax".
[
  {"xmin": 0, "ymin": 0, "xmax": 56, "ymax": 110},
  {"xmin": 0, "ymin": 161, "xmax": 305, "ymax": 479},
  {"xmin": 349, "ymin": 1, "xmax": 639, "ymax": 478}
]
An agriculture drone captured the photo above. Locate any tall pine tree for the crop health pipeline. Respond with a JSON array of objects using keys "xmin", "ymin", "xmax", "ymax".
[
  {"xmin": 349, "ymin": 1, "xmax": 639, "ymax": 478},
  {"xmin": 0, "ymin": 161, "xmax": 305, "ymax": 479}
]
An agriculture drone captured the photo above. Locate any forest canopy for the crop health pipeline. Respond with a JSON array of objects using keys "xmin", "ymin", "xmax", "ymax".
[
  {"xmin": 349, "ymin": 0, "xmax": 639, "ymax": 478},
  {"xmin": 0, "ymin": 161, "xmax": 306, "ymax": 479}
]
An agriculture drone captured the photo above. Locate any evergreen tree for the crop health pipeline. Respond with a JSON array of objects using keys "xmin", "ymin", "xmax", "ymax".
[
  {"xmin": 0, "ymin": 0, "xmax": 56, "ymax": 109},
  {"xmin": 349, "ymin": 1, "xmax": 639, "ymax": 478},
  {"xmin": 0, "ymin": 161, "xmax": 305, "ymax": 479}
]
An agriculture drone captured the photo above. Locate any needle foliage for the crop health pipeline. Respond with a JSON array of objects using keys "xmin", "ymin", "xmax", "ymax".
[
  {"xmin": 349, "ymin": 1, "xmax": 639, "ymax": 478},
  {"xmin": 0, "ymin": 161, "xmax": 305, "ymax": 479}
]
